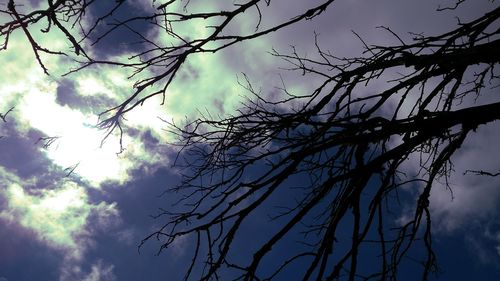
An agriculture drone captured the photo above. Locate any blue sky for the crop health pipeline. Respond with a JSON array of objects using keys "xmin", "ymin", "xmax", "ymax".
[{"xmin": 1, "ymin": 0, "xmax": 500, "ymax": 280}]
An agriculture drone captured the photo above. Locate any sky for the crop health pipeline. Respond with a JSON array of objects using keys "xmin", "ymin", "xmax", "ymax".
[{"xmin": 0, "ymin": 0, "xmax": 499, "ymax": 280}]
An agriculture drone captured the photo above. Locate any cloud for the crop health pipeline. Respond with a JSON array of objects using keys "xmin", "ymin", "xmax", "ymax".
[
  {"xmin": 1, "ymin": 182, "xmax": 89, "ymax": 251},
  {"xmin": 0, "ymin": 166, "xmax": 122, "ymax": 281},
  {"xmin": 427, "ymin": 122, "xmax": 500, "ymax": 233},
  {"xmin": 82, "ymin": 262, "xmax": 116, "ymax": 281},
  {"xmin": 0, "ymin": 4, "xmax": 176, "ymax": 187},
  {"xmin": 395, "ymin": 120, "xmax": 500, "ymax": 264},
  {"xmin": 0, "ymin": 41, "xmax": 169, "ymax": 186},
  {"xmin": 0, "ymin": 7, "xmax": 183, "ymax": 280},
  {"xmin": 59, "ymin": 259, "xmax": 116, "ymax": 281},
  {"xmin": 463, "ymin": 223, "xmax": 500, "ymax": 266},
  {"xmin": 0, "ymin": 172, "xmax": 119, "ymax": 259},
  {"xmin": 55, "ymin": 78, "xmax": 116, "ymax": 114},
  {"xmin": 0, "ymin": 0, "xmax": 262, "ymax": 190}
]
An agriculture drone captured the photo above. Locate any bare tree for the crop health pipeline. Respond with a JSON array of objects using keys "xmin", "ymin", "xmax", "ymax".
[
  {"xmin": 147, "ymin": 7, "xmax": 499, "ymax": 280},
  {"xmin": 1, "ymin": 0, "xmax": 499, "ymax": 280}
]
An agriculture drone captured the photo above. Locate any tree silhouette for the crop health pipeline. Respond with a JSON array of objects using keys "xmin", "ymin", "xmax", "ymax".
[{"xmin": 1, "ymin": 1, "xmax": 499, "ymax": 280}]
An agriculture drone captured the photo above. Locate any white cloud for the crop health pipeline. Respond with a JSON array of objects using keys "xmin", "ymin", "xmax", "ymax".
[
  {"xmin": 0, "ymin": 38, "xmax": 170, "ymax": 187},
  {"xmin": 0, "ymin": 175, "xmax": 119, "ymax": 259},
  {"xmin": 1, "ymin": 0, "xmax": 265, "ymax": 190},
  {"xmin": 0, "ymin": 6, "xmax": 182, "ymax": 280},
  {"xmin": 115, "ymin": 228, "xmax": 137, "ymax": 246},
  {"xmin": 396, "ymin": 121, "xmax": 500, "ymax": 264},
  {"xmin": 0, "ymin": 3, "xmax": 176, "ymax": 187},
  {"xmin": 81, "ymin": 262, "xmax": 116, "ymax": 281},
  {"xmin": 0, "ymin": 166, "xmax": 121, "ymax": 281},
  {"xmin": 59, "ymin": 259, "xmax": 116, "ymax": 281},
  {"xmin": 428, "ymin": 122, "xmax": 500, "ymax": 233}
]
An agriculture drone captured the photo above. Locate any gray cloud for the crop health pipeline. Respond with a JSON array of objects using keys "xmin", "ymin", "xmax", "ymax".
[
  {"xmin": 0, "ymin": 124, "xmax": 54, "ymax": 179},
  {"xmin": 85, "ymin": 1, "xmax": 159, "ymax": 60},
  {"xmin": 428, "ymin": 122, "xmax": 500, "ymax": 231},
  {"xmin": 55, "ymin": 78, "xmax": 115, "ymax": 114}
]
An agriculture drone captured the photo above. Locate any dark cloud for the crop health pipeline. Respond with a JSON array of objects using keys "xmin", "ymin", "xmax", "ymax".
[
  {"xmin": 86, "ymin": 1, "xmax": 159, "ymax": 60},
  {"xmin": 141, "ymin": 129, "xmax": 159, "ymax": 149},
  {"xmin": 0, "ymin": 120, "xmax": 91, "ymax": 191},
  {"xmin": 0, "ymin": 123, "xmax": 55, "ymax": 180},
  {"xmin": 55, "ymin": 79, "xmax": 77, "ymax": 107},
  {"xmin": 128, "ymin": 128, "xmax": 162, "ymax": 154},
  {"xmin": 27, "ymin": 0, "xmax": 44, "ymax": 7},
  {"xmin": 55, "ymin": 78, "xmax": 115, "ymax": 114},
  {"xmin": 0, "ymin": 223, "xmax": 60, "ymax": 281},
  {"xmin": 84, "ymin": 167, "xmax": 188, "ymax": 281}
]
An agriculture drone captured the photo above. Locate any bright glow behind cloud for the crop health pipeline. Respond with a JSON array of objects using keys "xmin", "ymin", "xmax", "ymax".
[
  {"xmin": 0, "ymin": 32, "xmax": 169, "ymax": 186},
  {"xmin": 6, "ymin": 72, "xmax": 135, "ymax": 185}
]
